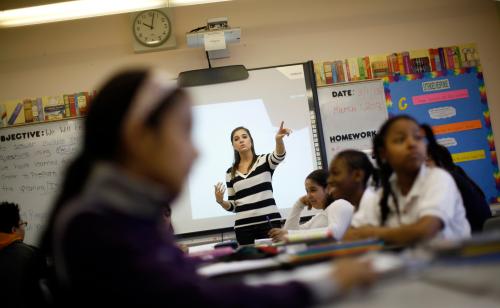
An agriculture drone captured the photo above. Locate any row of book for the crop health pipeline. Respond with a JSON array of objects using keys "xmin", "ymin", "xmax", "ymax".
[
  {"xmin": 0, "ymin": 91, "xmax": 95, "ymax": 127},
  {"xmin": 315, "ymin": 44, "xmax": 480, "ymax": 86}
]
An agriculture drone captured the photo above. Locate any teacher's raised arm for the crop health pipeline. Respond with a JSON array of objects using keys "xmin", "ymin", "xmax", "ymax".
[{"xmin": 275, "ymin": 121, "xmax": 292, "ymax": 156}]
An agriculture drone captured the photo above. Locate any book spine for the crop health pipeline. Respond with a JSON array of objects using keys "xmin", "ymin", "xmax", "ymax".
[
  {"xmin": 77, "ymin": 92, "xmax": 88, "ymax": 115},
  {"xmin": 74, "ymin": 94, "xmax": 79, "ymax": 116},
  {"xmin": 402, "ymin": 52, "xmax": 411, "ymax": 74},
  {"xmin": 434, "ymin": 50, "xmax": 442, "ymax": 71},
  {"xmin": 314, "ymin": 63, "xmax": 324, "ymax": 85},
  {"xmin": 350, "ymin": 58, "xmax": 359, "ymax": 81},
  {"xmin": 63, "ymin": 95, "xmax": 71, "ymax": 117},
  {"xmin": 323, "ymin": 62, "xmax": 333, "ymax": 84},
  {"xmin": 336, "ymin": 61, "xmax": 345, "ymax": 82},
  {"xmin": 0, "ymin": 103, "xmax": 6, "ymax": 127},
  {"xmin": 357, "ymin": 57, "xmax": 366, "ymax": 80},
  {"xmin": 452, "ymin": 46, "xmax": 461, "ymax": 69},
  {"xmin": 344, "ymin": 59, "xmax": 351, "ymax": 81},
  {"xmin": 23, "ymin": 99, "xmax": 33, "ymax": 123},
  {"xmin": 31, "ymin": 99, "xmax": 39, "ymax": 122},
  {"xmin": 397, "ymin": 53, "xmax": 405, "ymax": 75},
  {"xmin": 331, "ymin": 62, "xmax": 338, "ymax": 83},
  {"xmin": 446, "ymin": 47, "xmax": 455, "ymax": 69},
  {"xmin": 421, "ymin": 57, "xmax": 431, "ymax": 72},
  {"xmin": 8, "ymin": 103, "xmax": 23, "ymax": 125},
  {"xmin": 364, "ymin": 57, "xmax": 372, "ymax": 79},
  {"xmin": 429, "ymin": 49, "xmax": 437, "ymax": 71},
  {"xmin": 411, "ymin": 58, "xmax": 418, "ymax": 74},
  {"xmin": 36, "ymin": 98, "xmax": 44, "ymax": 121},
  {"xmin": 68, "ymin": 95, "xmax": 77, "ymax": 117},
  {"xmin": 390, "ymin": 54, "xmax": 398, "ymax": 75},
  {"xmin": 386, "ymin": 55, "xmax": 393, "ymax": 74},
  {"xmin": 438, "ymin": 47, "xmax": 447, "ymax": 70}
]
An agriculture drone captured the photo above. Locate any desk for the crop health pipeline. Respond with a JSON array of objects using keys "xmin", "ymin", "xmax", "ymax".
[{"xmin": 324, "ymin": 263, "xmax": 500, "ymax": 308}]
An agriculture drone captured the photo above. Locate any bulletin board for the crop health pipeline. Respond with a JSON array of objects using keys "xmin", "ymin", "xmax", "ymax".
[
  {"xmin": 316, "ymin": 79, "xmax": 388, "ymax": 165},
  {"xmin": 384, "ymin": 67, "xmax": 500, "ymax": 203}
]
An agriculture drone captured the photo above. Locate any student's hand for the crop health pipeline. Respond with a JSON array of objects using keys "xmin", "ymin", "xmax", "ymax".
[
  {"xmin": 214, "ymin": 182, "xmax": 226, "ymax": 205},
  {"xmin": 299, "ymin": 195, "xmax": 312, "ymax": 210},
  {"xmin": 343, "ymin": 227, "xmax": 377, "ymax": 242},
  {"xmin": 332, "ymin": 258, "xmax": 376, "ymax": 295},
  {"xmin": 275, "ymin": 121, "xmax": 292, "ymax": 140},
  {"xmin": 177, "ymin": 243, "xmax": 189, "ymax": 254},
  {"xmin": 268, "ymin": 228, "xmax": 288, "ymax": 242}
]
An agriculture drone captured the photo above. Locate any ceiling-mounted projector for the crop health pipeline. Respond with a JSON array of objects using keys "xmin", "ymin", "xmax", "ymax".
[
  {"xmin": 187, "ymin": 28, "xmax": 241, "ymax": 48},
  {"xmin": 186, "ymin": 17, "xmax": 241, "ymax": 49}
]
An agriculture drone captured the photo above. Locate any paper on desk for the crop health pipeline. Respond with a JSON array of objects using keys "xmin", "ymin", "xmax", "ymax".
[
  {"xmin": 188, "ymin": 243, "xmax": 216, "ymax": 254},
  {"xmin": 197, "ymin": 258, "xmax": 281, "ymax": 277},
  {"xmin": 245, "ymin": 261, "xmax": 333, "ymax": 286},
  {"xmin": 358, "ymin": 252, "xmax": 405, "ymax": 274}
]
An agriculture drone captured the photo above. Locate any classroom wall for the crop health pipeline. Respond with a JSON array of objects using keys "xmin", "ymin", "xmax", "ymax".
[
  {"xmin": 1, "ymin": 0, "xmax": 500, "ymax": 236},
  {"xmin": 1, "ymin": 0, "xmax": 499, "ymax": 118}
]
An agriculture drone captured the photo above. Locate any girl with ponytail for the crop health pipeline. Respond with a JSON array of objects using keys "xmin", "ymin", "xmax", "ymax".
[{"xmin": 344, "ymin": 115, "xmax": 470, "ymax": 246}]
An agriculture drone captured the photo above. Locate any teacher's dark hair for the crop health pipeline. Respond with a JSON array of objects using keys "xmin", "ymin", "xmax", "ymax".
[{"xmin": 40, "ymin": 69, "xmax": 184, "ymax": 253}]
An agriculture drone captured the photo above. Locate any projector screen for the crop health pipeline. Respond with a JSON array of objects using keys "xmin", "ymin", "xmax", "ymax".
[{"xmin": 171, "ymin": 63, "xmax": 326, "ymax": 235}]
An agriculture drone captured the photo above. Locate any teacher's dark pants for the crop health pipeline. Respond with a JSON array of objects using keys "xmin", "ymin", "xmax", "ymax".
[{"xmin": 235, "ymin": 221, "xmax": 282, "ymax": 245}]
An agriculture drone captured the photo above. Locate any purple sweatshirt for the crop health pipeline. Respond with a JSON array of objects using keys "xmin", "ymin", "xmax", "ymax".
[{"xmin": 51, "ymin": 163, "xmax": 317, "ymax": 307}]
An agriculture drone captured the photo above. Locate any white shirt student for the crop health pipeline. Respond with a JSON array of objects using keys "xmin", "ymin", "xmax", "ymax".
[
  {"xmin": 268, "ymin": 169, "xmax": 354, "ymax": 242},
  {"xmin": 284, "ymin": 198, "xmax": 354, "ymax": 240},
  {"xmin": 352, "ymin": 164, "xmax": 471, "ymax": 241}
]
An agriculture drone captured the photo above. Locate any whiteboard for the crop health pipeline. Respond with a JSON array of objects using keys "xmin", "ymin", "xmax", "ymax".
[
  {"xmin": 0, "ymin": 119, "xmax": 83, "ymax": 245},
  {"xmin": 171, "ymin": 63, "xmax": 324, "ymax": 234},
  {"xmin": 317, "ymin": 79, "xmax": 388, "ymax": 166}
]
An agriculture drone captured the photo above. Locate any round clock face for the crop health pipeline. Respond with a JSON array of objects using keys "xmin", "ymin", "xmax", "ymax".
[{"xmin": 133, "ymin": 10, "xmax": 171, "ymax": 47}]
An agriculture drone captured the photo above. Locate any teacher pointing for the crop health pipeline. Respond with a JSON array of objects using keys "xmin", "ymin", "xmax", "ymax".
[{"xmin": 214, "ymin": 121, "xmax": 291, "ymax": 245}]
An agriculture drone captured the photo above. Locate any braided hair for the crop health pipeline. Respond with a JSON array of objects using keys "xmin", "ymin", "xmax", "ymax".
[{"xmin": 372, "ymin": 115, "xmax": 421, "ymax": 225}]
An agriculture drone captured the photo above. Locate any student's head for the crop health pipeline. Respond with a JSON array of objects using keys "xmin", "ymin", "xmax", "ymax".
[
  {"xmin": 43, "ymin": 69, "xmax": 197, "ymax": 250},
  {"xmin": 79, "ymin": 69, "xmax": 195, "ymax": 196},
  {"xmin": 230, "ymin": 127, "xmax": 257, "ymax": 178},
  {"xmin": 372, "ymin": 115, "xmax": 426, "ymax": 224},
  {"xmin": 328, "ymin": 150, "xmax": 374, "ymax": 206},
  {"xmin": 304, "ymin": 169, "xmax": 331, "ymax": 210},
  {"xmin": 373, "ymin": 115, "xmax": 426, "ymax": 175},
  {"xmin": 0, "ymin": 202, "xmax": 26, "ymax": 240}
]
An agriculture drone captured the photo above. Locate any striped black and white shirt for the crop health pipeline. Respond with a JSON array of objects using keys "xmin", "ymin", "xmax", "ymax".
[{"xmin": 226, "ymin": 151, "xmax": 285, "ymax": 228}]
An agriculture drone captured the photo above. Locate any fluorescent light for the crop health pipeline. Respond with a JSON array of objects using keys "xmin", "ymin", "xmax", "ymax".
[
  {"xmin": 0, "ymin": 0, "xmax": 231, "ymax": 28},
  {"xmin": 172, "ymin": 0, "xmax": 230, "ymax": 5}
]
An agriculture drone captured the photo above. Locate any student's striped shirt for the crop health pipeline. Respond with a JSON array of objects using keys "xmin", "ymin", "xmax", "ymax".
[{"xmin": 225, "ymin": 151, "xmax": 285, "ymax": 228}]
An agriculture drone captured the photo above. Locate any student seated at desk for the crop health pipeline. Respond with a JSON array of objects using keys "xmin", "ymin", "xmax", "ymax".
[
  {"xmin": 269, "ymin": 150, "xmax": 376, "ymax": 243},
  {"xmin": 41, "ymin": 69, "xmax": 375, "ymax": 307},
  {"xmin": 421, "ymin": 124, "xmax": 492, "ymax": 233},
  {"xmin": 0, "ymin": 201, "xmax": 47, "ymax": 308},
  {"xmin": 345, "ymin": 115, "xmax": 471, "ymax": 246}
]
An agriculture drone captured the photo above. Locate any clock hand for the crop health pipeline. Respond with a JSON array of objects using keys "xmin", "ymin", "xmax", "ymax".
[
  {"xmin": 143, "ymin": 23, "xmax": 153, "ymax": 29},
  {"xmin": 151, "ymin": 12, "xmax": 155, "ymax": 30}
]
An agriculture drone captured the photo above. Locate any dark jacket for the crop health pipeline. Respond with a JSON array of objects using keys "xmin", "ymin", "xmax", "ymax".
[
  {"xmin": 450, "ymin": 170, "xmax": 492, "ymax": 232},
  {"xmin": 0, "ymin": 239, "xmax": 47, "ymax": 308},
  {"xmin": 49, "ymin": 163, "xmax": 314, "ymax": 307}
]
